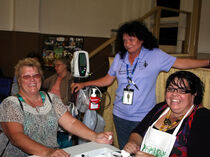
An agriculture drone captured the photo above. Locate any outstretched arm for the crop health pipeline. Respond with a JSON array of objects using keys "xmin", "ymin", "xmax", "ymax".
[
  {"xmin": 71, "ymin": 74, "xmax": 116, "ymax": 92},
  {"xmin": 173, "ymin": 58, "xmax": 209, "ymax": 69},
  {"xmin": 59, "ymin": 112, "xmax": 113, "ymax": 144}
]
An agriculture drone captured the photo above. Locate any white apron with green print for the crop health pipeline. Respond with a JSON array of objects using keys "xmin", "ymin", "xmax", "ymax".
[{"xmin": 140, "ymin": 105, "xmax": 194, "ymax": 157}]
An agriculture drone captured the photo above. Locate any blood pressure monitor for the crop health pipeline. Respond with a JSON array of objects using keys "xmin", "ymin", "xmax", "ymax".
[{"xmin": 71, "ymin": 50, "xmax": 90, "ymax": 78}]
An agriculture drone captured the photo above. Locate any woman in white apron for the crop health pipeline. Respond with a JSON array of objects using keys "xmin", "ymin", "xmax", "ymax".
[{"xmin": 123, "ymin": 71, "xmax": 210, "ymax": 157}]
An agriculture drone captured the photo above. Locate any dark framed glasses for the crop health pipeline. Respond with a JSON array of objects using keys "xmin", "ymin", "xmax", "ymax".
[{"xmin": 166, "ymin": 87, "xmax": 192, "ymax": 94}]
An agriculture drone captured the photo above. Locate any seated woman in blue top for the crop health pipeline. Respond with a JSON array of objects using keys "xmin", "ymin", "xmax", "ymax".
[{"xmin": 123, "ymin": 71, "xmax": 210, "ymax": 157}]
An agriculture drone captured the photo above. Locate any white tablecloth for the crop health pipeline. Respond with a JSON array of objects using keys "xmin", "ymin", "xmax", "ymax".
[{"xmin": 29, "ymin": 142, "xmax": 119, "ymax": 157}]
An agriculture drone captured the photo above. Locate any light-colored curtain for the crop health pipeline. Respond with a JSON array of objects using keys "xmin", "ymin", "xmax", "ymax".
[
  {"xmin": 103, "ymin": 57, "xmax": 210, "ymax": 148},
  {"xmin": 103, "ymin": 73, "xmax": 119, "ymax": 148}
]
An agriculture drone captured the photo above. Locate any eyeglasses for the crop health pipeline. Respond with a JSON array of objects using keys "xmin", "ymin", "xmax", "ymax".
[
  {"xmin": 21, "ymin": 74, "xmax": 41, "ymax": 80},
  {"xmin": 166, "ymin": 87, "xmax": 192, "ymax": 94},
  {"xmin": 54, "ymin": 63, "xmax": 64, "ymax": 67}
]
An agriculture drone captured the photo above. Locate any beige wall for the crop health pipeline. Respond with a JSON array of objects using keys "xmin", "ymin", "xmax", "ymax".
[
  {"xmin": 40, "ymin": 0, "xmax": 123, "ymax": 37},
  {"xmin": 0, "ymin": 0, "xmax": 14, "ymax": 30},
  {"xmin": 0, "ymin": 0, "xmax": 152, "ymax": 37},
  {"xmin": 0, "ymin": 0, "xmax": 209, "ymax": 54},
  {"xmin": 0, "ymin": 0, "xmax": 40, "ymax": 32},
  {"xmin": 198, "ymin": 0, "xmax": 210, "ymax": 55},
  {"xmin": 14, "ymin": 0, "xmax": 40, "ymax": 32},
  {"xmin": 39, "ymin": 0, "xmax": 152, "ymax": 37}
]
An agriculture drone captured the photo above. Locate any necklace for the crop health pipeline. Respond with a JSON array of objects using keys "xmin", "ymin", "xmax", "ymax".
[
  {"xmin": 19, "ymin": 92, "xmax": 43, "ymax": 113},
  {"xmin": 25, "ymin": 97, "xmax": 42, "ymax": 113},
  {"xmin": 159, "ymin": 109, "xmax": 184, "ymax": 132}
]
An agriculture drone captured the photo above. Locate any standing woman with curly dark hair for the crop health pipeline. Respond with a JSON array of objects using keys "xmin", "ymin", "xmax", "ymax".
[
  {"xmin": 116, "ymin": 20, "xmax": 159, "ymax": 59},
  {"xmin": 71, "ymin": 20, "xmax": 210, "ymax": 149}
]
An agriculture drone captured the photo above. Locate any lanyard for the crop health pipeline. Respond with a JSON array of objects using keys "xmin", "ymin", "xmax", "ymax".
[
  {"xmin": 16, "ymin": 91, "xmax": 46, "ymax": 102},
  {"xmin": 126, "ymin": 58, "xmax": 139, "ymax": 90}
]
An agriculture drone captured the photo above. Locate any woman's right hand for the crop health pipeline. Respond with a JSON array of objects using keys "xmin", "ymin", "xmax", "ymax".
[
  {"xmin": 135, "ymin": 151, "xmax": 155, "ymax": 157},
  {"xmin": 71, "ymin": 82, "xmax": 85, "ymax": 93},
  {"xmin": 123, "ymin": 141, "xmax": 139, "ymax": 154},
  {"xmin": 45, "ymin": 148, "xmax": 70, "ymax": 157}
]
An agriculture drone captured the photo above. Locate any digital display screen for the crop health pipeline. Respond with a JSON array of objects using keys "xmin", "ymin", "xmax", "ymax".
[{"xmin": 79, "ymin": 53, "xmax": 87, "ymax": 66}]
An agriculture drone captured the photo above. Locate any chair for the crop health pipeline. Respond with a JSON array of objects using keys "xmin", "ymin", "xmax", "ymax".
[{"xmin": 0, "ymin": 77, "xmax": 12, "ymax": 103}]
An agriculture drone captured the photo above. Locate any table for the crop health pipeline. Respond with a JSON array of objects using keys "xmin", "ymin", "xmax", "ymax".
[{"xmin": 29, "ymin": 142, "xmax": 119, "ymax": 157}]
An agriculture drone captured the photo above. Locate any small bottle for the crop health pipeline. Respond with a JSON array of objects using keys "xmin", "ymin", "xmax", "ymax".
[{"xmin": 89, "ymin": 88, "xmax": 100, "ymax": 110}]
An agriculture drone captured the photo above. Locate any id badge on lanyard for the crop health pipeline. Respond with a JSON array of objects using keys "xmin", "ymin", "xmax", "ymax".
[
  {"xmin": 122, "ymin": 60, "xmax": 139, "ymax": 105},
  {"xmin": 123, "ymin": 88, "xmax": 134, "ymax": 105}
]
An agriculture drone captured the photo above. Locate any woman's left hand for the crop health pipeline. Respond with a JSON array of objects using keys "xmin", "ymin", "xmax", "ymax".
[
  {"xmin": 94, "ymin": 132, "xmax": 113, "ymax": 144},
  {"xmin": 123, "ymin": 141, "xmax": 139, "ymax": 154}
]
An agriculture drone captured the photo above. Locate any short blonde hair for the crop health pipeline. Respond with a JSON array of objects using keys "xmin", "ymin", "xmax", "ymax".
[{"xmin": 15, "ymin": 58, "xmax": 43, "ymax": 80}]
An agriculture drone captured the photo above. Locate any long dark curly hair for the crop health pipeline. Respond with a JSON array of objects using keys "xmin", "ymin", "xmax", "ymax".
[{"xmin": 116, "ymin": 20, "xmax": 159, "ymax": 59}]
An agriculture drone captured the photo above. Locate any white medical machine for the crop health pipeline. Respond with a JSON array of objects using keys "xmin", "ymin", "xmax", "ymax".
[{"xmin": 71, "ymin": 50, "xmax": 90, "ymax": 78}]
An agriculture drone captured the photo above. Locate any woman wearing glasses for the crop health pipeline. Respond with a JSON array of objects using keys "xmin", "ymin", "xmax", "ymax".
[
  {"xmin": 43, "ymin": 57, "xmax": 72, "ymax": 106},
  {"xmin": 0, "ymin": 58, "xmax": 112, "ymax": 157},
  {"xmin": 123, "ymin": 71, "xmax": 210, "ymax": 157}
]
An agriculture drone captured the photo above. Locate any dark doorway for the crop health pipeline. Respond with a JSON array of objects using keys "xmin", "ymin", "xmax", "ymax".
[
  {"xmin": 157, "ymin": 0, "xmax": 180, "ymax": 17},
  {"xmin": 157, "ymin": 0, "xmax": 180, "ymax": 45},
  {"xmin": 159, "ymin": 27, "xmax": 178, "ymax": 45}
]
